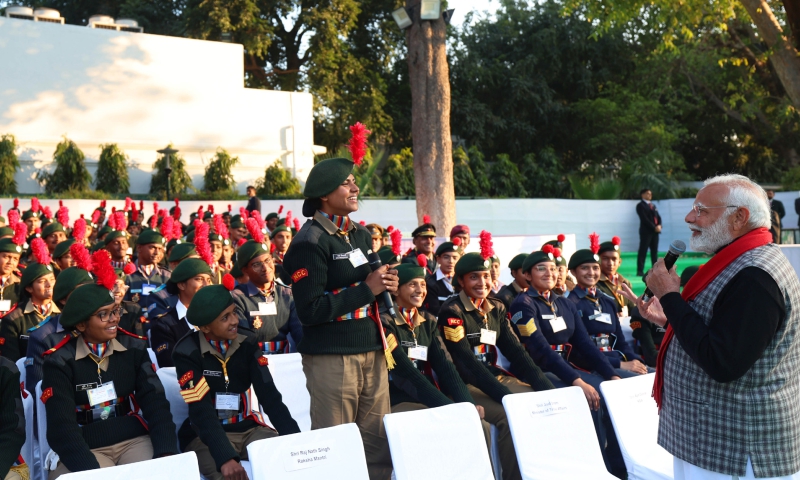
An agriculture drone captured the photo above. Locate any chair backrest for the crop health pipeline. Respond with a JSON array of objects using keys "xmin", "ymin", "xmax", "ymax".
[
  {"xmin": 384, "ymin": 403, "xmax": 494, "ymax": 480},
  {"xmin": 147, "ymin": 348, "xmax": 159, "ymax": 369},
  {"xmin": 16, "ymin": 357, "xmax": 26, "ymax": 390},
  {"xmin": 155, "ymin": 367, "xmax": 188, "ymax": 438},
  {"xmin": 261, "ymin": 353, "xmax": 311, "ymax": 432},
  {"xmin": 35, "ymin": 381, "xmax": 50, "ymax": 480},
  {"xmin": 20, "ymin": 388, "xmax": 35, "ymax": 478},
  {"xmin": 55, "ymin": 452, "xmax": 200, "ymax": 480},
  {"xmin": 246, "ymin": 423, "xmax": 368, "ymax": 480},
  {"xmin": 502, "ymin": 386, "xmax": 617, "ymax": 479},
  {"xmin": 600, "ymin": 374, "xmax": 673, "ymax": 480}
]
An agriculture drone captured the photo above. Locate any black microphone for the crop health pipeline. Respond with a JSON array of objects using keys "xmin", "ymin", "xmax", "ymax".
[
  {"xmin": 642, "ymin": 240, "xmax": 686, "ymax": 302},
  {"xmin": 368, "ymin": 251, "xmax": 397, "ymax": 317}
]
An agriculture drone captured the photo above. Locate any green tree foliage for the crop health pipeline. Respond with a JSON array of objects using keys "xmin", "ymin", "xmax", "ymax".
[
  {"xmin": 568, "ymin": 175, "xmax": 623, "ymax": 200},
  {"xmin": 38, "ymin": 137, "xmax": 92, "ymax": 194},
  {"xmin": 150, "ymin": 145, "xmax": 194, "ymax": 197},
  {"xmin": 382, "ymin": 148, "xmax": 415, "ymax": 196},
  {"xmin": 203, "ymin": 148, "xmax": 239, "ymax": 192},
  {"xmin": 452, "ymin": 146, "xmax": 480, "ymax": 197},
  {"xmin": 467, "ymin": 146, "xmax": 492, "ymax": 193},
  {"xmin": 519, "ymin": 148, "xmax": 569, "ymax": 198},
  {"xmin": 95, "ymin": 144, "xmax": 130, "ymax": 194},
  {"xmin": 489, "ymin": 154, "xmax": 526, "ymax": 198},
  {"xmin": 0, "ymin": 134, "xmax": 19, "ymax": 195},
  {"xmin": 256, "ymin": 160, "xmax": 302, "ymax": 197}
]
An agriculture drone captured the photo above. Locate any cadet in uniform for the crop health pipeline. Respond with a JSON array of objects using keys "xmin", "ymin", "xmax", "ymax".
[
  {"xmin": 438, "ymin": 248, "xmax": 554, "ymax": 480},
  {"xmin": 232, "ymin": 229, "xmax": 303, "ymax": 352},
  {"xmin": 365, "ymin": 224, "xmax": 384, "ymax": 254},
  {"xmin": 42, "ymin": 220, "xmax": 67, "ymax": 256},
  {"xmin": 41, "ymin": 254, "xmax": 178, "ymax": 479},
  {"xmin": 449, "ymin": 224, "xmax": 470, "ymax": 249},
  {"xmin": 494, "ymin": 253, "xmax": 528, "ymax": 310},
  {"xmin": 52, "ymin": 238, "xmax": 76, "ymax": 274},
  {"xmin": 270, "ymin": 225, "xmax": 293, "ymax": 285},
  {"xmin": 0, "ymin": 356, "xmax": 26, "ymax": 480},
  {"xmin": 402, "ymin": 222, "xmax": 437, "ymax": 273},
  {"xmin": 173, "ymin": 283, "xmax": 301, "ymax": 480},
  {"xmin": 422, "ymin": 239, "xmax": 462, "ymax": 316},
  {"xmin": 124, "ymin": 229, "xmax": 170, "ymax": 314},
  {"xmin": 0, "ymin": 234, "xmax": 23, "ymax": 318},
  {"xmin": 103, "ymin": 222, "xmax": 130, "ymax": 269},
  {"xmin": 596, "ymin": 237, "xmax": 635, "ymax": 316},
  {"xmin": 283, "ymin": 144, "xmax": 399, "ymax": 480}
]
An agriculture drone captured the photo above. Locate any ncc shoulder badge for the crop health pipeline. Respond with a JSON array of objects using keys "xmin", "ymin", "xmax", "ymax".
[
  {"xmin": 292, "ymin": 268, "xmax": 309, "ymax": 282},
  {"xmin": 178, "ymin": 370, "xmax": 194, "ymax": 387},
  {"xmin": 257, "ymin": 356, "xmax": 269, "ymax": 367},
  {"xmin": 447, "ymin": 318, "xmax": 463, "ymax": 326},
  {"xmin": 40, "ymin": 387, "xmax": 53, "ymax": 403}
]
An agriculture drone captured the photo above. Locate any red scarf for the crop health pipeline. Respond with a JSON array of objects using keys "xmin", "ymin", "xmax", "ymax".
[{"xmin": 653, "ymin": 227, "xmax": 773, "ymax": 408}]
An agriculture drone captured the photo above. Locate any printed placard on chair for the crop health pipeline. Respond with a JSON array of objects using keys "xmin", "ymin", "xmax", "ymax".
[
  {"xmin": 56, "ymin": 452, "xmax": 200, "ymax": 480},
  {"xmin": 600, "ymin": 374, "xmax": 673, "ymax": 480},
  {"xmin": 384, "ymin": 403, "xmax": 494, "ymax": 480},
  {"xmin": 246, "ymin": 423, "xmax": 368, "ymax": 480},
  {"xmin": 502, "ymin": 386, "xmax": 618, "ymax": 479}
]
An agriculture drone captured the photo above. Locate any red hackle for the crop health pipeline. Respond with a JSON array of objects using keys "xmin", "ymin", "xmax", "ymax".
[
  {"xmin": 214, "ymin": 214, "xmax": 229, "ymax": 240},
  {"xmin": 285, "ymin": 211, "xmax": 293, "ymax": 229},
  {"xmin": 387, "ymin": 225, "xmax": 394, "ymax": 232},
  {"xmin": 91, "ymin": 210, "xmax": 101, "ymax": 225},
  {"xmin": 208, "ymin": 205, "xmax": 214, "ymax": 214},
  {"xmin": 194, "ymin": 222, "xmax": 213, "ymax": 267},
  {"xmin": 31, "ymin": 197, "xmax": 40, "ymax": 213},
  {"xmin": 172, "ymin": 219, "xmax": 183, "ymax": 241},
  {"xmin": 589, "ymin": 232, "xmax": 600, "ymax": 254},
  {"xmin": 422, "ymin": 215, "xmax": 431, "ymax": 224},
  {"xmin": 12, "ymin": 222, "xmax": 26, "ymax": 246},
  {"xmin": 251, "ymin": 211, "xmax": 266, "ymax": 231},
  {"xmin": 293, "ymin": 218, "xmax": 300, "ymax": 231},
  {"xmin": 479, "ymin": 230, "xmax": 495, "ymax": 260},
  {"xmin": 139, "ymin": 200, "xmax": 144, "ymax": 211},
  {"xmin": 123, "ymin": 262, "xmax": 136, "ymax": 275},
  {"xmin": 348, "ymin": 122, "xmax": 370, "ymax": 166},
  {"xmin": 72, "ymin": 218, "xmax": 86, "ymax": 242},
  {"xmin": 7, "ymin": 209, "xmax": 18, "ymax": 227},
  {"xmin": 612, "ymin": 236, "xmax": 621, "ymax": 246},
  {"xmin": 542, "ymin": 244, "xmax": 555, "ymax": 255},
  {"xmin": 153, "ymin": 202, "xmax": 159, "ymax": 217},
  {"xmin": 197, "ymin": 206, "xmax": 204, "ymax": 220},
  {"xmin": 391, "ymin": 229, "xmax": 403, "ymax": 256},
  {"xmin": 245, "ymin": 217, "xmax": 265, "ymax": 244},
  {"xmin": 148, "ymin": 213, "xmax": 157, "ymax": 230},
  {"xmin": 227, "ymin": 204, "xmax": 232, "ymax": 213},
  {"xmin": 13, "ymin": 198, "xmax": 18, "ymax": 210},
  {"xmin": 124, "ymin": 197, "xmax": 132, "ymax": 212},
  {"xmin": 278, "ymin": 205, "xmax": 283, "ymax": 214},
  {"xmin": 57, "ymin": 206, "xmax": 68, "ymax": 227},
  {"xmin": 70, "ymin": 242, "xmax": 93, "ymax": 272},
  {"xmin": 31, "ymin": 237, "xmax": 51, "ymax": 265},
  {"xmin": 41, "ymin": 206, "xmax": 52, "ymax": 220},
  {"xmin": 161, "ymin": 216, "xmax": 174, "ymax": 242},
  {"xmin": 416, "ymin": 254, "xmax": 428, "ymax": 268},
  {"xmin": 172, "ymin": 206, "xmax": 181, "ymax": 221},
  {"xmin": 222, "ymin": 273, "xmax": 235, "ymax": 291},
  {"xmin": 100, "ymin": 200, "xmax": 106, "ymax": 209},
  {"xmin": 239, "ymin": 207, "xmax": 247, "ymax": 219},
  {"xmin": 91, "ymin": 249, "xmax": 116, "ymax": 290},
  {"xmin": 113, "ymin": 211, "xmax": 127, "ymax": 231}
]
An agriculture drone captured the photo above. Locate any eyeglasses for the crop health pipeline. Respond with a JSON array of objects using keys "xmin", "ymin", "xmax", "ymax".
[
  {"xmin": 534, "ymin": 265, "xmax": 557, "ymax": 273},
  {"xmin": 94, "ymin": 308, "xmax": 123, "ymax": 322},
  {"xmin": 250, "ymin": 260, "xmax": 274, "ymax": 271},
  {"xmin": 691, "ymin": 205, "xmax": 739, "ymax": 217}
]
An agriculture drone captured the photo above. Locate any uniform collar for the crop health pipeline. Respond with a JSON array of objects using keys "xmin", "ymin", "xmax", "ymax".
[
  {"xmin": 314, "ymin": 211, "xmax": 355, "ymax": 236},
  {"xmin": 459, "ymin": 290, "xmax": 494, "ymax": 314},
  {"xmin": 244, "ymin": 281, "xmax": 274, "ymax": 298},
  {"xmin": 0, "ymin": 275, "xmax": 20, "ymax": 287},
  {"xmin": 199, "ymin": 332, "xmax": 247, "ymax": 360},
  {"xmin": 75, "ymin": 336, "xmax": 126, "ymax": 370},
  {"xmin": 393, "ymin": 307, "xmax": 426, "ymax": 326},
  {"xmin": 24, "ymin": 299, "xmax": 60, "ymax": 316},
  {"xmin": 435, "ymin": 268, "xmax": 453, "ymax": 282},
  {"xmin": 570, "ymin": 285, "xmax": 597, "ymax": 299},
  {"xmin": 510, "ymin": 280, "xmax": 526, "ymax": 293},
  {"xmin": 176, "ymin": 300, "xmax": 188, "ymax": 320}
]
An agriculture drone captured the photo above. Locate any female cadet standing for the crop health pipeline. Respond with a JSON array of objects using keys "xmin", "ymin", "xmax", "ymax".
[
  {"xmin": 437, "ymin": 233, "xmax": 553, "ymax": 480},
  {"xmin": 282, "ymin": 123, "xmax": 399, "ymax": 480},
  {"xmin": 40, "ymin": 250, "xmax": 177, "ymax": 479}
]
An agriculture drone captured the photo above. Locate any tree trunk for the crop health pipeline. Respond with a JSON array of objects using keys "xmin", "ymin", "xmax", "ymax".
[
  {"xmin": 782, "ymin": 0, "xmax": 800, "ymax": 48},
  {"xmin": 740, "ymin": 0, "xmax": 800, "ymax": 110},
  {"xmin": 405, "ymin": 3, "xmax": 456, "ymax": 236}
]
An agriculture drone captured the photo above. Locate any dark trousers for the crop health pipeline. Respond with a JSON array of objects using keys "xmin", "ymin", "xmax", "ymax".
[{"xmin": 637, "ymin": 230, "xmax": 659, "ymax": 274}]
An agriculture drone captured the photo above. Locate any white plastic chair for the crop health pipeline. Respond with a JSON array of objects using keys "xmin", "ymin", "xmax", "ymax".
[
  {"xmin": 503, "ymin": 386, "xmax": 618, "ymax": 479},
  {"xmin": 147, "ymin": 348, "xmax": 159, "ymax": 370},
  {"xmin": 55, "ymin": 451, "xmax": 200, "ymax": 480},
  {"xmin": 384, "ymin": 403, "xmax": 494, "ymax": 480},
  {"xmin": 21, "ymin": 387, "xmax": 36, "ymax": 480},
  {"xmin": 155, "ymin": 367, "xmax": 187, "ymax": 441},
  {"xmin": 16, "ymin": 357, "xmax": 26, "ymax": 390},
  {"xmin": 35, "ymin": 381, "xmax": 50, "ymax": 480},
  {"xmin": 247, "ymin": 423, "xmax": 368, "ymax": 480},
  {"xmin": 258, "ymin": 353, "xmax": 311, "ymax": 432},
  {"xmin": 600, "ymin": 374, "xmax": 673, "ymax": 480}
]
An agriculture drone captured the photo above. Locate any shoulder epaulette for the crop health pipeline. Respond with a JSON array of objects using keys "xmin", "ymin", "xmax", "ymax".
[
  {"xmin": 0, "ymin": 303, "xmax": 18, "ymax": 319},
  {"xmin": 118, "ymin": 327, "xmax": 147, "ymax": 341},
  {"xmin": 43, "ymin": 334, "xmax": 71, "ymax": 356}
]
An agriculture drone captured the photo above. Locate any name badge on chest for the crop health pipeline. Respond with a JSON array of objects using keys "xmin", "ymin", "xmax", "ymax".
[
  {"xmin": 216, "ymin": 392, "xmax": 240, "ymax": 411},
  {"xmin": 258, "ymin": 302, "xmax": 277, "ymax": 316},
  {"xmin": 0, "ymin": 300, "xmax": 11, "ymax": 312},
  {"xmin": 142, "ymin": 284, "xmax": 157, "ymax": 296},
  {"xmin": 549, "ymin": 317, "xmax": 567, "ymax": 333},
  {"xmin": 348, "ymin": 249, "xmax": 368, "ymax": 268},
  {"xmin": 87, "ymin": 381, "xmax": 117, "ymax": 406},
  {"xmin": 408, "ymin": 345, "xmax": 428, "ymax": 361},
  {"xmin": 480, "ymin": 328, "xmax": 497, "ymax": 346},
  {"xmin": 592, "ymin": 313, "xmax": 613, "ymax": 324}
]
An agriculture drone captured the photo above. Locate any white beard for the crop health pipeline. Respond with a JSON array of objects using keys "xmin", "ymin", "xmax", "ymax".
[{"xmin": 689, "ymin": 213, "xmax": 734, "ymax": 253}]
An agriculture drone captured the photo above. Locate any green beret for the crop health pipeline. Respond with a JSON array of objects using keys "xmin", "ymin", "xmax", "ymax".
[
  {"xmin": 230, "ymin": 262, "xmax": 244, "ymax": 279},
  {"xmin": 276, "ymin": 218, "xmax": 286, "ymax": 227},
  {"xmin": 209, "ymin": 233, "xmax": 230, "ymax": 246},
  {"xmin": 303, "ymin": 157, "xmax": 355, "ymax": 198},
  {"xmin": 136, "ymin": 228, "xmax": 164, "ymax": 246},
  {"xmin": 41, "ymin": 221, "xmax": 64, "ymax": 239},
  {"xmin": 104, "ymin": 229, "xmax": 129, "ymax": 244},
  {"xmin": 435, "ymin": 242, "xmax": 460, "ymax": 257},
  {"xmin": 59, "ymin": 283, "xmax": 115, "ymax": 327},
  {"xmin": 378, "ymin": 246, "xmax": 402, "ymax": 266},
  {"xmin": 266, "ymin": 212, "xmax": 279, "ymax": 221},
  {"xmin": 166, "ymin": 238, "xmax": 183, "ymax": 251},
  {"xmin": 568, "ymin": 249, "xmax": 599, "ymax": 270},
  {"xmin": 270, "ymin": 225, "xmax": 291, "ymax": 240},
  {"xmin": 21, "ymin": 210, "xmax": 39, "ymax": 221},
  {"xmin": 680, "ymin": 265, "xmax": 700, "ymax": 287},
  {"xmin": 508, "ymin": 254, "xmax": 528, "ymax": 271},
  {"xmin": 522, "ymin": 250, "xmax": 556, "ymax": 273},
  {"xmin": 186, "ymin": 284, "xmax": 234, "ymax": 327},
  {"xmin": 554, "ymin": 251, "xmax": 567, "ymax": 267},
  {"xmin": 396, "ymin": 263, "xmax": 425, "ymax": 286},
  {"xmin": 237, "ymin": 240, "xmax": 269, "ymax": 269},
  {"xmin": 20, "ymin": 262, "xmax": 54, "ymax": 290},
  {"xmin": 89, "ymin": 241, "xmax": 105, "ymax": 253},
  {"xmin": 169, "ymin": 258, "xmax": 212, "ymax": 284},
  {"xmin": 230, "ymin": 215, "xmax": 244, "ymax": 229},
  {"xmin": 0, "ymin": 226, "xmax": 13, "ymax": 238},
  {"xmin": 455, "ymin": 252, "xmax": 491, "ymax": 277},
  {"xmin": 203, "ymin": 210, "xmax": 214, "ymax": 220},
  {"xmin": 114, "ymin": 268, "xmax": 126, "ymax": 280},
  {"xmin": 97, "ymin": 225, "xmax": 113, "ymax": 239},
  {"xmin": 491, "ymin": 256, "xmax": 500, "ymax": 265},
  {"xmin": 0, "ymin": 216, "xmax": 5, "ymax": 224},
  {"xmin": 168, "ymin": 242, "xmax": 197, "ymax": 263},
  {"xmin": 53, "ymin": 238, "xmax": 76, "ymax": 259},
  {"xmin": 185, "ymin": 230, "xmax": 196, "ymax": 243},
  {"xmin": 53, "ymin": 266, "xmax": 94, "ymax": 303},
  {"xmin": 598, "ymin": 238, "xmax": 621, "ymax": 255},
  {"xmin": 412, "ymin": 224, "xmax": 436, "ymax": 238},
  {"xmin": 0, "ymin": 238, "xmax": 23, "ymax": 254}
]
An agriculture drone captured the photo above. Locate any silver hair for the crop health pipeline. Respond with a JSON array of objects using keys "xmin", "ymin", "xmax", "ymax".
[{"xmin": 703, "ymin": 174, "xmax": 771, "ymax": 229}]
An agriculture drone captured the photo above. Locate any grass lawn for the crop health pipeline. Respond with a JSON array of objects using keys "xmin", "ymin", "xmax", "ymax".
[{"xmin": 617, "ymin": 252, "xmax": 711, "ymax": 296}]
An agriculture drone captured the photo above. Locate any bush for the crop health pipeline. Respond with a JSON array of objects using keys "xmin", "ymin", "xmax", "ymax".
[
  {"xmin": 150, "ymin": 145, "xmax": 194, "ymax": 197},
  {"xmin": 95, "ymin": 143, "xmax": 130, "ymax": 194},
  {"xmin": 204, "ymin": 148, "xmax": 239, "ymax": 192},
  {"xmin": 382, "ymin": 148, "xmax": 415, "ymax": 196},
  {"xmin": 489, "ymin": 154, "xmax": 526, "ymax": 198},
  {"xmin": 0, "ymin": 134, "xmax": 19, "ymax": 194},
  {"xmin": 467, "ymin": 146, "xmax": 491, "ymax": 193},
  {"xmin": 453, "ymin": 146, "xmax": 480, "ymax": 197},
  {"xmin": 256, "ymin": 160, "xmax": 302, "ymax": 197},
  {"xmin": 568, "ymin": 174, "xmax": 623, "ymax": 199},
  {"xmin": 520, "ymin": 148, "xmax": 569, "ymax": 198},
  {"xmin": 37, "ymin": 136, "xmax": 92, "ymax": 194}
]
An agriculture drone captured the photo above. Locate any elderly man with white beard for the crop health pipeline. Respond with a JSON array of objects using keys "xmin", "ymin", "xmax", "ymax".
[{"xmin": 621, "ymin": 174, "xmax": 800, "ymax": 480}]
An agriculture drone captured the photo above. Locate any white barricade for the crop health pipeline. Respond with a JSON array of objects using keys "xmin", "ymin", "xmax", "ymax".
[
  {"xmin": 260, "ymin": 353, "xmax": 311, "ymax": 432},
  {"xmin": 384, "ymin": 403, "xmax": 494, "ymax": 480},
  {"xmin": 503, "ymin": 386, "xmax": 617, "ymax": 479},
  {"xmin": 247, "ymin": 423, "xmax": 368, "ymax": 480},
  {"xmin": 35, "ymin": 381, "xmax": 49, "ymax": 480},
  {"xmin": 600, "ymin": 374, "xmax": 673, "ymax": 480},
  {"xmin": 56, "ymin": 452, "xmax": 200, "ymax": 480}
]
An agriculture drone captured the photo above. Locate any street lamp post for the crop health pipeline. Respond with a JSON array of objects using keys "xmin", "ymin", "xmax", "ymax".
[{"xmin": 156, "ymin": 146, "xmax": 178, "ymax": 201}]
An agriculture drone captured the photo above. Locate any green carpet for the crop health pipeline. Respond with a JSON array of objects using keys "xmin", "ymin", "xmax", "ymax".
[{"xmin": 618, "ymin": 252, "xmax": 712, "ymax": 296}]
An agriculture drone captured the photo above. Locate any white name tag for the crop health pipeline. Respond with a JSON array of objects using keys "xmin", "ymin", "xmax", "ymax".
[
  {"xmin": 549, "ymin": 317, "xmax": 567, "ymax": 333},
  {"xmin": 0, "ymin": 300, "xmax": 11, "ymax": 312},
  {"xmin": 87, "ymin": 381, "xmax": 117, "ymax": 406},
  {"xmin": 216, "ymin": 393, "xmax": 240, "ymax": 411},
  {"xmin": 620, "ymin": 306, "xmax": 629, "ymax": 317},
  {"xmin": 480, "ymin": 328, "xmax": 497, "ymax": 346},
  {"xmin": 542, "ymin": 314, "xmax": 554, "ymax": 320},
  {"xmin": 349, "ymin": 249, "xmax": 368, "ymax": 268},
  {"xmin": 595, "ymin": 313, "xmax": 613, "ymax": 324},
  {"xmin": 142, "ymin": 284, "xmax": 156, "ymax": 295},
  {"xmin": 408, "ymin": 345, "xmax": 428, "ymax": 361},
  {"xmin": 259, "ymin": 302, "xmax": 277, "ymax": 315}
]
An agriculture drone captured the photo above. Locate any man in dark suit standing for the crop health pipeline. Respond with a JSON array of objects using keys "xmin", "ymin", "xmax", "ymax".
[
  {"xmin": 767, "ymin": 189, "xmax": 784, "ymax": 243},
  {"xmin": 636, "ymin": 188, "xmax": 661, "ymax": 276},
  {"xmin": 246, "ymin": 185, "xmax": 261, "ymax": 215}
]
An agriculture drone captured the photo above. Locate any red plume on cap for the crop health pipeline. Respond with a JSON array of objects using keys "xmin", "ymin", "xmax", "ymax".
[
  {"xmin": 91, "ymin": 249, "xmax": 116, "ymax": 290},
  {"xmin": 172, "ymin": 219, "xmax": 183, "ymax": 241},
  {"xmin": 123, "ymin": 262, "xmax": 136, "ymax": 275},
  {"xmin": 542, "ymin": 244, "xmax": 554, "ymax": 255},
  {"xmin": 108, "ymin": 213, "xmax": 117, "ymax": 230},
  {"xmin": 348, "ymin": 122, "xmax": 370, "ymax": 166},
  {"xmin": 172, "ymin": 205, "xmax": 181, "ymax": 221},
  {"xmin": 100, "ymin": 200, "xmax": 106, "ymax": 209},
  {"xmin": 416, "ymin": 254, "xmax": 428, "ymax": 268},
  {"xmin": 251, "ymin": 210, "xmax": 266, "ymax": 231},
  {"xmin": 245, "ymin": 217, "xmax": 265, "ymax": 244},
  {"xmin": 161, "ymin": 216, "xmax": 174, "ymax": 242},
  {"xmin": 293, "ymin": 218, "xmax": 300, "ymax": 230},
  {"xmin": 111, "ymin": 206, "xmax": 116, "ymax": 214},
  {"xmin": 91, "ymin": 210, "xmax": 101, "ymax": 225},
  {"xmin": 612, "ymin": 236, "xmax": 621, "ymax": 246},
  {"xmin": 359, "ymin": 220, "xmax": 366, "ymax": 226},
  {"xmin": 222, "ymin": 273, "xmax": 235, "ymax": 291},
  {"xmin": 124, "ymin": 197, "xmax": 132, "ymax": 212},
  {"xmin": 13, "ymin": 198, "xmax": 18, "ymax": 209},
  {"xmin": 174, "ymin": 198, "xmax": 179, "ymax": 206},
  {"xmin": 31, "ymin": 237, "xmax": 51, "ymax": 265},
  {"xmin": 72, "ymin": 218, "xmax": 86, "ymax": 242},
  {"xmin": 148, "ymin": 213, "xmax": 157, "ymax": 230},
  {"xmin": 70, "ymin": 242, "xmax": 93, "ymax": 273},
  {"xmin": 58, "ymin": 200, "xmax": 62, "ymax": 207},
  {"xmin": 194, "ymin": 221, "xmax": 214, "ymax": 267},
  {"xmin": 589, "ymin": 232, "xmax": 600, "ymax": 255},
  {"xmin": 7, "ymin": 209, "xmax": 19, "ymax": 227},
  {"xmin": 387, "ymin": 225, "xmax": 394, "ymax": 232},
  {"xmin": 452, "ymin": 237, "xmax": 462, "ymax": 247},
  {"xmin": 239, "ymin": 207, "xmax": 247, "ymax": 219},
  {"xmin": 41, "ymin": 206, "xmax": 52, "ymax": 220},
  {"xmin": 237, "ymin": 237, "xmax": 247, "ymax": 247},
  {"xmin": 557, "ymin": 233, "xmax": 566, "ymax": 243},
  {"xmin": 139, "ymin": 200, "xmax": 144, "ymax": 211},
  {"xmin": 278, "ymin": 205, "xmax": 284, "ymax": 214},
  {"xmin": 214, "ymin": 214, "xmax": 229, "ymax": 240},
  {"xmin": 285, "ymin": 211, "xmax": 293, "ymax": 228},
  {"xmin": 197, "ymin": 206, "xmax": 204, "ymax": 219},
  {"xmin": 208, "ymin": 204, "xmax": 214, "ymax": 214},
  {"xmin": 391, "ymin": 229, "xmax": 403, "ymax": 255},
  {"xmin": 153, "ymin": 202, "xmax": 159, "ymax": 217},
  {"xmin": 422, "ymin": 215, "xmax": 431, "ymax": 224},
  {"xmin": 113, "ymin": 211, "xmax": 127, "ymax": 231},
  {"xmin": 553, "ymin": 247, "xmax": 562, "ymax": 259},
  {"xmin": 227, "ymin": 204, "xmax": 232, "ymax": 213},
  {"xmin": 57, "ymin": 206, "xmax": 68, "ymax": 227},
  {"xmin": 479, "ymin": 230, "xmax": 495, "ymax": 260},
  {"xmin": 12, "ymin": 223, "xmax": 26, "ymax": 246},
  {"xmin": 30, "ymin": 197, "xmax": 40, "ymax": 213}
]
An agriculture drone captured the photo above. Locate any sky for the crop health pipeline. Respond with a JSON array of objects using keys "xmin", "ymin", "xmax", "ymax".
[{"xmin": 449, "ymin": 0, "xmax": 497, "ymax": 28}]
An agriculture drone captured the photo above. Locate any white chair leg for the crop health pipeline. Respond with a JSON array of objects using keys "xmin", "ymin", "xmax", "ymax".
[{"xmin": 490, "ymin": 424, "xmax": 503, "ymax": 480}]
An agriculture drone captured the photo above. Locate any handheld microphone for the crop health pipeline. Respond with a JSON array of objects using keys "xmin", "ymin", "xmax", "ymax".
[
  {"xmin": 642, "ymin": 240, "xmax": 686, "ymax": 302},
  {"xmin": 367, "ymin": 251, "xmax": 397, "ymax": 317}
]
